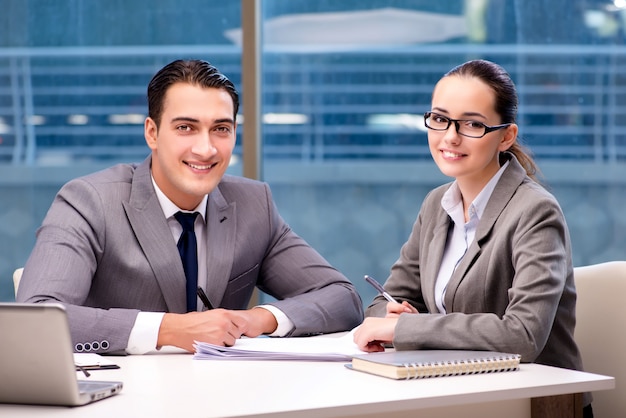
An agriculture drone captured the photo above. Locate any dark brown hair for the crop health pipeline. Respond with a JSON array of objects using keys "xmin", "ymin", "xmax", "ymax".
[
  {"xmin": 147, "ymin": 59, "xmax": 239, "ymax": 127},
  {"xmin": 444, "ymin": 59, "xmax": 539, "ymax": 181}
]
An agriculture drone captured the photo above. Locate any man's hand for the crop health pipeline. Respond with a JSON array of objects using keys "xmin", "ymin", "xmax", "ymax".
[
  {"xmin": 233, "ymin": 307, "xmax": 278, "ymax": 338},
  {"xmin": 157, "ymin": 307, "xmax": 278, "ymax": 352}
]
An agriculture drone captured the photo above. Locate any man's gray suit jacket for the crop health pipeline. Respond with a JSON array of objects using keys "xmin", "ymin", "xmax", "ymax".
[{"xmin": 18, "ymin": 157, "xmax": 363, "ymax": 353}]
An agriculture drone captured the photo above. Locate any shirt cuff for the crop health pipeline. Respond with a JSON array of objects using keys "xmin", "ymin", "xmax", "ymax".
[
  {"xmin": 257, "ymin": 305, "xmax": 294, "ymax": 337},
  {"xmin": 126, "ymin": 311, "xmax": 165, "ymax": 354}
]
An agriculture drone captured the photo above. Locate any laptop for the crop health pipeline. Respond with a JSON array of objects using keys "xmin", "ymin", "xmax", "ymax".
[{"xmin": 0, "ymin": 302, "xmax": 123, "ymax": 406}]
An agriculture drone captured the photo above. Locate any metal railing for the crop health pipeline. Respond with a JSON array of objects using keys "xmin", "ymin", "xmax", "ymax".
[{"xmin": 1, "ymin": 44, "xmax": 626, "ymax": 165}]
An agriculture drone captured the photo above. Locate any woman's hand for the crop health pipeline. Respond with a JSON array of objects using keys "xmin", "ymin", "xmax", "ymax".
[
  {"xmin": 385, "ymin": 301, "xmax": 418, "ymax": 318},
  {"xmin": 352, "ymin": 317, "xmax": 399, "ymax": 352}
]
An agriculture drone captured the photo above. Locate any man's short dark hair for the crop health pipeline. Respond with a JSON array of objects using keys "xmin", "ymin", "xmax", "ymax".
[{"xmin": 147, "ymin": 59, "xmax": 240, "ymax": 127}]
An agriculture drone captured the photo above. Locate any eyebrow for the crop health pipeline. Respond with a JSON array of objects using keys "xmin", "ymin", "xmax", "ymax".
[
  {"xmin": 170, "ymin": 116, "xmax": 198, "ymax": 124},
  {"xmin": 431, "ymin": 108, "xmax": 487, "ymax": 120},
  {"xmin": 170, "ymin": 116, "xmax": 235, "ymax": 125}
]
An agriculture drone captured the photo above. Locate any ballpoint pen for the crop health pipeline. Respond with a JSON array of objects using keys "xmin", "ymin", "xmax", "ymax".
[
  {"xmin": 364, "ymin": 275, "xmax": 398, "ymax": 304},
  {"xmin": 196, "ymin": 287, "xmax": 214, "ymax": 310}
]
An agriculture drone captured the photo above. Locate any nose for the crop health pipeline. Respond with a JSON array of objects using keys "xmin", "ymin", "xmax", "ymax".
[
  {"xmin": 192, "ymin": 132, "xmax": 217, "ymax": 156},
  {"xmin": 442, "ymin": 121, "xmax": 461, "ymax": 144}
]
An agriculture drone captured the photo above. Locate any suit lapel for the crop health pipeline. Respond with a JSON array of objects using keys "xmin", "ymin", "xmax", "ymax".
[
  {"xmin": 423, "ymin": 208, "xmax": 452, "ymax": 312},
  {"xmin": 204, "ymin": 185, "xmax": 236, "ymax": 307},
  {"xmin": 122, "ymin": 157, "xmax": 187, "ymax": 313},
  {"xmin": 443, "ymin": 154, "xmax": 527, "ymax": 309}
]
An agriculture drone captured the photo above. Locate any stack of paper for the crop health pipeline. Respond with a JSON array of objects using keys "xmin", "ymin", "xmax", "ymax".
[{"xmin": 193, "ymin": 332, "xmax": 366, "ymax": 361}]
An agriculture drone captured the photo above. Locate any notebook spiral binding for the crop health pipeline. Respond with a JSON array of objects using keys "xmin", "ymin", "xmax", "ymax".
[{"xmin": 400, "ymin": 355, "xmax": 521, "ymax": 380}]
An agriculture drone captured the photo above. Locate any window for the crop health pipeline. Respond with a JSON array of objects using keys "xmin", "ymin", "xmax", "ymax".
[
  {"xmin": 1, "ymin": 0, "xmax": 624, "ymax": 304},
  {"xmin": 258, "ymin": 1, "xmax": 626, "ymax": 303},
  {"xmin": 0, "ymin": 0, "xmax": 242, "ymax": 301}
]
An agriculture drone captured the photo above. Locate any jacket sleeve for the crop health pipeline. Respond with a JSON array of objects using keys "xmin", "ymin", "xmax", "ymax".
[
  {"xmin": 253, "ymin": 183, "xmax": 364, "ymax": 335},
  {"xmin": 17, "ymin": 177, "xmax": 139, "ymax": 354}
]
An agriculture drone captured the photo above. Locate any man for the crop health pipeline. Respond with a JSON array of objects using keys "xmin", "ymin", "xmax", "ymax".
[{"xmin": 17, "ymin": 59, "xmax": 363, "ymax": 354}]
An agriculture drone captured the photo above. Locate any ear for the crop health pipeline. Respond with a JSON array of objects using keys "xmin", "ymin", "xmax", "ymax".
[
  {"xmin": 498, "ymin": 123, "xmax": 518, "ymax": 152},
  {"xmin": 144, "ymin": 117, "xmax": 158, "ymax": 151}
]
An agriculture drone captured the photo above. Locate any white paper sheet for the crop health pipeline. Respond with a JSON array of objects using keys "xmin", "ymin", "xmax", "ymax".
[{"xmin": 193, "ymin": 331, "xmax": 366, "ymax": 361}]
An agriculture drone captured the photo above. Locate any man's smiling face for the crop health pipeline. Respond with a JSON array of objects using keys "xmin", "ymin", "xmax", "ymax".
[{"xmin": 144, "ymin": 82, "xmax": 237, "ymax": 210}]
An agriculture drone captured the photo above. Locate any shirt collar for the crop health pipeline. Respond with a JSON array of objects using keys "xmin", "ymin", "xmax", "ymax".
[
  {"xmin": 151, "ymin": 176, "xmax": 208, "ymax": 221},
  {"xmin": 441, "ymin": 159, "xmax": 510, "ymax": 222}
]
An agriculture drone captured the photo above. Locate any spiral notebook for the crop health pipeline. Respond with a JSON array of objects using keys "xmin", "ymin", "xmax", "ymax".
[{"xmin": 347, "ymin": 350, "xmax": 521, "ymax": 380}]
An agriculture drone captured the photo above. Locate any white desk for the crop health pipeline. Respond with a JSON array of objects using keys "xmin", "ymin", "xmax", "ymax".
[{"xmin": 0, "ymin": 353, "xmax": 614, "ymax": 418}]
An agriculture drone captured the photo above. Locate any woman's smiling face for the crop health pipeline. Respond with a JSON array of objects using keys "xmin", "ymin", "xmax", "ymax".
[{"xmin": 428, "ymin": 75, "xmax": 516, "ymax": 188}]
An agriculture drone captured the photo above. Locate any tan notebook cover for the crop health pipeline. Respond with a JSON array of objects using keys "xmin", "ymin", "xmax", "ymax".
[{"xmin": 348, "ymin": 350, "xmax": 521, "ymax": 380}]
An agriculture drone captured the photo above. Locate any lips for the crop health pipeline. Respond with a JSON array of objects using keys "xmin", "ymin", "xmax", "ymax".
[
  {"xmin": 441, "ymin": 150, "xmax": 466, "ymax": 158},
  {"xmin": 185, "ymin": 161, "xmax": 217, "ymax": 170}
]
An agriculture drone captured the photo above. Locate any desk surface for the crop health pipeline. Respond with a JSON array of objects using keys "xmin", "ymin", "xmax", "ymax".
[{"xmin": 0, "ymin": 352, "xmax": 614, "ymax": 418}]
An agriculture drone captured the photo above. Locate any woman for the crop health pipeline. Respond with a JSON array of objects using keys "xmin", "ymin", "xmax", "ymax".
[{"xmin": 353, "ymin": 59, "xmax": 591, "ymax": 416}]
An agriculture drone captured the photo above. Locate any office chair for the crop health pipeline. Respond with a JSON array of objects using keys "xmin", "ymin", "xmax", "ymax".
[
  {"xmin": 13, "ymin": 267, "xmax": 23, "ymax": 297},
  {"xmin": 574, "ymin": 261, "xmax": 626, "ymax": 418}
]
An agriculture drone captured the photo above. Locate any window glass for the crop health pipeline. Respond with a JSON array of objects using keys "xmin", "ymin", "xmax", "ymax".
[
  {"xmin": 260, "ymin": 1, "xmax": 626, "ymax": 305},
  {"xmin": 1, "ymin": 1, "xmax": 625, "ymax": 306},
  {"xmin": 0, "ymin": 0, "xmax": 242, "ymax": 301}
]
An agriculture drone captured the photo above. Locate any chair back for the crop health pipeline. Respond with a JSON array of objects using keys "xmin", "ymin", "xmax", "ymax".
[
  {"xmin": 574, "ymin": 261, "xmax": 626, "ymax": 417},
  {"xmin": 13, "ymin": 268, "xmax": 24, "ymax": 297}
]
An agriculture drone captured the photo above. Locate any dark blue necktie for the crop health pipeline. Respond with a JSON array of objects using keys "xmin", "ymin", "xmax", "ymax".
[{"xmin": 174, "ymin": 211, "xmax": 200, "ymax": 312}]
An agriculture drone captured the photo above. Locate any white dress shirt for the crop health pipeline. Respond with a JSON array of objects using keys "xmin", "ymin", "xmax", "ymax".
[{"xmin": 434, "ymin": 161, "xmax": 509, "ymax": 313}]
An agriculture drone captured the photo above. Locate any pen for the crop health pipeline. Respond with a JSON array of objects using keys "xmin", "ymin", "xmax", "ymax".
[
  {"xmin": 75, "ymin": 364, "xmax": 91, "ymax": 378},
  {"xmin": 364, "ymin": 275, "xmax": 398, "ymax": 304},
  {"xmin": 196, "ymin": 287, "xmax": 214, "ymax": 310}
]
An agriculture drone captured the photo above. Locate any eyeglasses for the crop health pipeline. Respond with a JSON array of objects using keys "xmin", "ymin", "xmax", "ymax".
[{"xmin": 423, "ymin": 112, "xmax": 512, "ymax": 138}]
